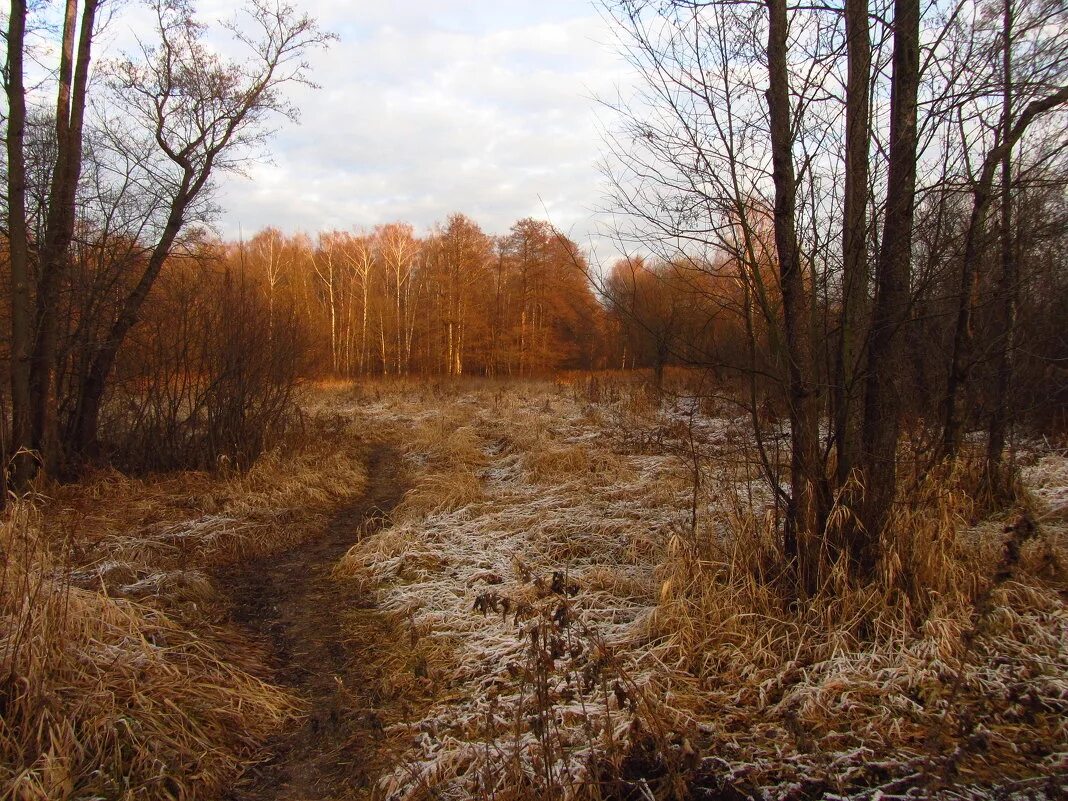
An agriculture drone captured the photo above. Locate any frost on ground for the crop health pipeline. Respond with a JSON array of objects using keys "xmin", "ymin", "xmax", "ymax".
[
  {"xmin": 327, "ymin": 381, "xmax": 1067, "ymax": 801},
  {"xmin": 1, "ymin": 413, "xmax": 370, "ymax": 801},
  {"xmin": 1024, "ymin": 451, "xmax": 1068, "ymax": 520},
  {"xmin": 56, "ymin": 436, "xmax": 367, "ymax": 614},
  {"xmin": 333, "ymin": 385, "xmax": 691, "ymax": 800},
  {"xmin": 10, "ymin": 380, "xmax": 1061, "ymax": 801}
]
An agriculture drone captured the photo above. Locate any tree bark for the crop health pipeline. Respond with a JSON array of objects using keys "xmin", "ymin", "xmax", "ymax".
[
  {"xmin": 6, "ymin": 0, "xmax": 34, "ymax": 487},
  {"xmin": 834, "ymin": 0, "xmax": 871, "ymax": 490},
  {"xmin": 30, "ymin": 0, "xmax": 101, "ymax": 471},
  {"xmin": 859, "ymin": 0, "xmax": 921, "ymax": 572},
  {"xmin": 986, "ymin": 0, "xmax": 1016, "ymax": 480},
  {"xmin": 766, "ymin": 0, "xmax": 824, "ymax": 594}
]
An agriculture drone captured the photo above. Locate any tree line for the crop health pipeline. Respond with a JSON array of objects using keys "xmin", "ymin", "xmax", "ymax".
[
  {"xmin": 5, "ymin": 0, "xmax": 1066, "ymax": 530},
  {"xmin": 233, "ymin": 216, "xmax": 602, "ymax": 380},
  {"xmin": 1, "ymin": 209, "xmax": 610, "ymax": 473}
]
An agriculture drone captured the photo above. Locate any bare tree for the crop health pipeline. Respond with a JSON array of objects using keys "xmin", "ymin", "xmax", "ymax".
[
  {"xmin": 28, "ymin": 0, "xmax": 102, "ymax": 472},
  {"xmin": 857, "ymin": 0, "xmax": 921, "ymax": 568},
  {"xmin": 940, "ymin": 0, "xmax": 1068, "ymax": 461},
  {"xmin": 600, "ymin": 0, "xmax": 1034, "ymax": 584},
  {"xmin": 5, "ymin": 0, "xmax": 33, "ymax": 485},
  {"xmin": 66, "ymin": 0, "xmax": 333, "ymax": 457},
  {"xmin": 765, "ymin": 0, "xmax": 826, "ymax": 591},
  {"xmin": 835, "ymin": 0, "xmax": 872, "ymax": 488},
  {"xmin": 4, "ymin": 0, "xmax": 102, "ymax": 482}
]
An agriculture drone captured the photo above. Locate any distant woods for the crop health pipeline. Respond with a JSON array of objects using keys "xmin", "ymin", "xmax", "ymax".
[
  {"xmin": 1, "ymin": 207, "xmax": 610, "ymax": 473},
  {"xmin": 228, "ymin": 217, "xmax": 604, "ymax": 380}
]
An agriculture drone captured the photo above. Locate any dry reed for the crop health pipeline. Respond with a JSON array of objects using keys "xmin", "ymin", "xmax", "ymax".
[{"xmin": 0, "ymin": 502, "xmax": 297, "ymax": 801}]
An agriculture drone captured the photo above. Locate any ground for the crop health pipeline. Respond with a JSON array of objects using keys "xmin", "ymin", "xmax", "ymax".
[
  {"xmin": 222, "ymin": 445, "xmax": 406, "ymax": 800},
  {"xmin": 2, "ymin": 379, "xmax": 1066, "ymax": 801}
]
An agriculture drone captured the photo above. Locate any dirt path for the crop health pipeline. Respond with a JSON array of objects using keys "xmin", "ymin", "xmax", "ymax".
[{"xmin": 220, "ymin": 444, "xmax": 407, "ymax": 801}]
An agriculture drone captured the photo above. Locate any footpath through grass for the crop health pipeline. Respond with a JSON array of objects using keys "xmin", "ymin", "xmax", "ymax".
[{"xmin": 2, "ymin": 378, "xmax": 1066, "ymax": 800}]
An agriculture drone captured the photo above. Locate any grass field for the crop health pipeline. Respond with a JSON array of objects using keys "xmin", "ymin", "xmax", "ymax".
[{"xmin": 2, "ymin": 377, "xmax": 1065, "ymax": 800}]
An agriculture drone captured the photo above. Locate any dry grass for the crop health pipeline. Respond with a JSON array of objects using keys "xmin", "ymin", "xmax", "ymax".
[
  {"xmin": 4, "ymin": 376, "xmax": 1065, "ymax": 800},
  {"xmin": 329, "ymin": 383, "xmax": 690, "ymax": 800},
  {"xmin": 327, "ymin": 378, "xmax": 1067, "ymax": 800},
  {"xmin": 51, "ymin": 428, "xmax": 367, "ymax": 611},
  {"xmin": 0, "ymin": 503, "xmax": 297, "ymax": 801},
  {"xmin": 1, "ymin": 405, "xmax": 370, "ymax": 801},
  {"xmin": 631, "ymin": 391, "xmax": 1068, "ymax": 798}
]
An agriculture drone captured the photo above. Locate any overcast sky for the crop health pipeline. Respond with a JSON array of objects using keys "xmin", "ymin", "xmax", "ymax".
[{"xmin": 182, "ymin": 0, "xmax": 635, "ymax": 266}]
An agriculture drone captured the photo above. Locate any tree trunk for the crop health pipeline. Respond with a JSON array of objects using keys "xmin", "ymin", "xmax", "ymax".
[
  {"xmin": 30, "ymin": 0, "xmax": 100, "ymax": 471},
  {"xmin": 986, "ymin": 0, "xmax": 1017, "ymax": 483},
  {"xmin": 859, "ymin": 0, "xmax": 921, "ymax": 573},
  {"xmin": 69, "ymin": 185, "xmax": 190, "ymax": 457},
  {"xmin": 766, "ymin": 0, "xmax": 824, "ymax": 595},
  {"xmin": 394, "ymin": 266, "xmax": 402, "ymax": 375},
  {"xmin": 6, "ymin": 0, "xmax": 34, "ymax": 487},
  {"xmin": 834, "ymin": 0, "xmax": 871, "ymax": 490},
  {"xmin": 941, "ymin": 169, "xmax": 998, "ymax": 459},
  {"xmin": 940, "ymin": 85, "xmax": 1068, "ymax": 458},
  {"xmin": 329, "ymin": 268, "xmax": 338, "ymax": 374}
]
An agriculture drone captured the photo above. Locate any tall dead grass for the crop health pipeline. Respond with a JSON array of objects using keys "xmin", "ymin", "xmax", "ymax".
[
  {"xmin": 0, "ymin": 501, "xmax": 297, "ymax": 801},
  {"xmin": 636, "ymin": 399, "xmax": 1068, "ymax": 796},
  {"xmin": 53, "ymin": 428, "xmax": 366, "ymax": 609},
  {"xmin": 337, "ymin": 378, "xmax": 1067, "ymax": 800},
  {"xmin": 14, "ymin": 375, "xmax": 1058, "ymax": 800},
  {"xmin": 2, "ymin": 404, "xmax": 371, "ymax": 800}
]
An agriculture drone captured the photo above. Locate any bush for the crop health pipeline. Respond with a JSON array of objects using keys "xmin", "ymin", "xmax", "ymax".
[{"xmin": 99, "ymin": 256, "xmax": 306, "ymax": 472}]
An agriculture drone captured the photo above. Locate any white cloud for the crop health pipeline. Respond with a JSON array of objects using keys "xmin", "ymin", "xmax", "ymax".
[{"xmin": 200, "ymin": 1, "xmax": 633, "ymax": 266}]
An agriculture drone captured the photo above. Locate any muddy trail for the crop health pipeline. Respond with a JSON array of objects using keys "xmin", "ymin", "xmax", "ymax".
[{"xmin": 220, "ymin": 444, "xmax": 408, "ymax": 801}]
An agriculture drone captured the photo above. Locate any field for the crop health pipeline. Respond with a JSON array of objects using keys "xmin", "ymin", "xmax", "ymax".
[{"xmin": 2, "ymin": 378, "xmax": 1066, "ymax": 800}]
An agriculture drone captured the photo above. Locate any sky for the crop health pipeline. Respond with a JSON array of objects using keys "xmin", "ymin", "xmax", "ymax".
[{"xmin": 159, "ymin": 0, "xmax": 637, "ymax": 267}]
